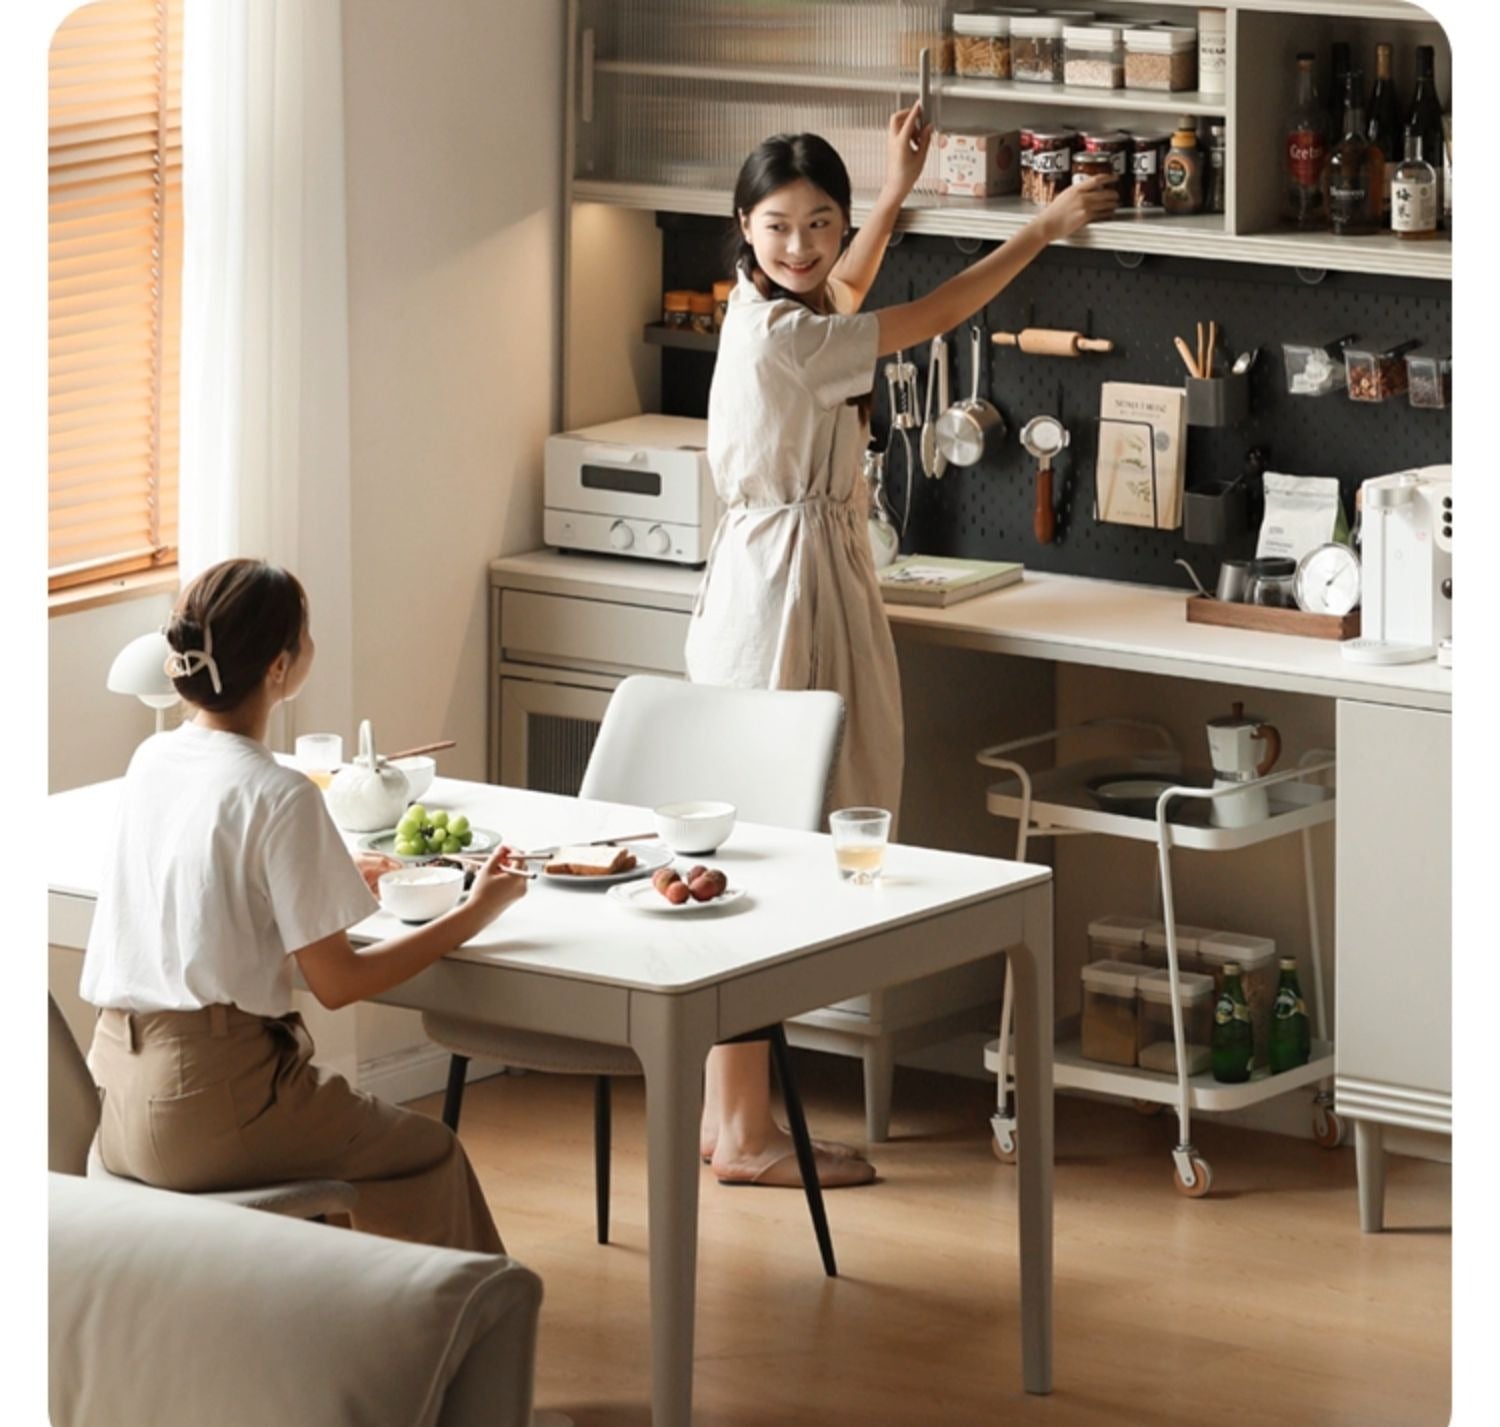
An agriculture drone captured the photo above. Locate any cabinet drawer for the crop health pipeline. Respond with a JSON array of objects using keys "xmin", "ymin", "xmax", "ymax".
[{"xmin": 501, "ymin": 591, "xmax": 690, "ymax": 675}]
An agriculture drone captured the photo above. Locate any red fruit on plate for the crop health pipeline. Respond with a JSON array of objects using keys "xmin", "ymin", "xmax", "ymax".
[
  {"xmin": 652, "ymin": 867, "xmax": 680, "ymax": 894},
  {"xmin": 686, "ymin": 865, "xmax": 707, "ymax": 884},
  {"xmin": 687, "ymin": 874, "xmax": 719, "ymax": 903},
  {"xmin": 665, "ymin": 880, "xmax": 691, "ymax": 905}
]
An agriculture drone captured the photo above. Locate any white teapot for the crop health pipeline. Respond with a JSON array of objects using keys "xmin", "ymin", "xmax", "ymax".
[{"xmin": 326, "ymin": 720, "xmax": 410, "ymax": 832}]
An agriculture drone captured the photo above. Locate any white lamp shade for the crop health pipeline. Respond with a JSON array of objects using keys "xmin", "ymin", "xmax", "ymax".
[{"xmin": 107, "ymin": 631, "xmax": 180, "ymax": 710}]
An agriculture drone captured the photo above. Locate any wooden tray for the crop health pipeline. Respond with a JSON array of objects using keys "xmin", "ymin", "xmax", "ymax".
[{"xmin": 1185, "ymin": 595, "xmax": 1360, "ymax": 641}]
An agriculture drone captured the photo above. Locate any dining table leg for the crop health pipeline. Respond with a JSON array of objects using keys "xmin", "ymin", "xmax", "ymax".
[
  {"xmin": 630, "ymin": 989, "xmax": 719, "ymax": 1427},
  {"xmin": 1011, "ymin": 882, "xmax": 1055, "ymax": 1396}
]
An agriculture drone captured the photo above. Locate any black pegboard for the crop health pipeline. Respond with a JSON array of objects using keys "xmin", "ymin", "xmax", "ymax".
[{"xmin": 658, "ymin": 213, "xmax": 1451, "ymax": 586}]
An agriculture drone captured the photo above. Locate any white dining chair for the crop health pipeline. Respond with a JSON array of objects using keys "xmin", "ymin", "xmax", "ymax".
[
  {"xmin": 49, "ymin": 992, "xmax": 358, "ymax": 1220},
  {"xmin": 423, "ymin": 675, "xmax": 848, "ymax": 1274}
]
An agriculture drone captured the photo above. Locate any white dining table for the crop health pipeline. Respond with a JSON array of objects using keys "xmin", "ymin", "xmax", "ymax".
[{"xmin": 47, "ymin": 773, "xmax": 1055, "ymax": 1427}]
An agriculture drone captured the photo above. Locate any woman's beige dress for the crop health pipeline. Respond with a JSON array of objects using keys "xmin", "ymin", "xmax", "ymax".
[{"xmin": 684, "ymin": 271, "xmax": 903, "ymax": 817}]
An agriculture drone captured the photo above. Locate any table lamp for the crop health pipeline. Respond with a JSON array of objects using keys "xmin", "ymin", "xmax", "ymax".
[{"xmin": 106, "ymin": 630, "xmax": 180, "ymax": 733}]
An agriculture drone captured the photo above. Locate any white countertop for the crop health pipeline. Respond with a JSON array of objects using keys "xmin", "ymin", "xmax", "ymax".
[{"xmin": 490, "ymin": 550, "xmax": 1452, "ymax": 712}]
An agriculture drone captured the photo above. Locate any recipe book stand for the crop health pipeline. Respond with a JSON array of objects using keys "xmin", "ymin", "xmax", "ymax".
[{"xmin": 976, "ymin": 719, "xmax": 1339, "ymax": 1196}]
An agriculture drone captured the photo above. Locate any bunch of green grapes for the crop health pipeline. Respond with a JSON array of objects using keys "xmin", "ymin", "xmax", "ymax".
[{"xmin": 394, "ymin": 805, "xmax": 473, "ymax": 858}]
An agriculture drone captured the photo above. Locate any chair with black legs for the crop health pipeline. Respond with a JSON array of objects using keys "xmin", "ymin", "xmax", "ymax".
[{"xmin": 424, "ymin": 675, "xmax": 848, "ymax": 1275}]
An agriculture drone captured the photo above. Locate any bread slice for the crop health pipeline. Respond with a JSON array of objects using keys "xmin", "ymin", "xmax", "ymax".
[{"xmin": 544, "ymin": 845, "xmax": 637, "ymax": 877}]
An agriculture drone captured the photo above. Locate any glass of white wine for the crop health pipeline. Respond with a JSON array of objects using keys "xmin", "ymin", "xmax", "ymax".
[
  {"xmin": 294, "ymin": 733, "xmax": 343, "ymax": 791},
  {"xmin": 829, "ymin": 807, "xmax": 892, "ymax": 885}
]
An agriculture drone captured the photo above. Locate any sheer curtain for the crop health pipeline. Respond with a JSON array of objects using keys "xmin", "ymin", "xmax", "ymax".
[{"xmin": 178, "ymin": 0, "xmax": 355, "ymax": 751}]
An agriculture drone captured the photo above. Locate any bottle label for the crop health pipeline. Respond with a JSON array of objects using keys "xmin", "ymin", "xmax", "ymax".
[
  {"xmin": 1132, "ymin": 149, "xmax": 1160, "ymax": 178},
  {"xmin": 1031, "ymin": 148, "xmax": 1071, "ymax": 176},
  {"xmin": 1393, "ymin": 175, "xmax": 1437, "ymax": 231},
  {"xmin": 1273, "ymin": 991, "xmax": 1308, "ymax": 1019},
  {"xmin": 1286, "ymin": 130, "xmax": 1327, "ymax": 186},
  {"xmin": 1215, "ymin": 998, "xmax": 1252, "ymax": 1026},
  {"xmin": 1164, "ymin": 153, "xmax": 1192, "ymax": 191}
]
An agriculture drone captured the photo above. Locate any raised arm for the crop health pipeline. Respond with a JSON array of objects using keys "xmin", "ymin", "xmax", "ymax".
[
  {"xmin": 828, "ymin": 105, "xmax": 932, "ymax": 312},
  {"xmin": 873, "ymin": 176, "xmax": 1119, "ymax": 356}
]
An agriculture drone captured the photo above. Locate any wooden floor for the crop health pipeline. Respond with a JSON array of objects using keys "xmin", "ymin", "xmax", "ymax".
[{"xmin": 411, "ymin": 1052, "xmax": 1451, "ymax": 1427}]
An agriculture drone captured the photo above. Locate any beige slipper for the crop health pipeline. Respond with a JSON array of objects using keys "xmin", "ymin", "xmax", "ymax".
[{"xmin": 716, "ymin": 1146, "xmax": 876, "ymax": 1189}]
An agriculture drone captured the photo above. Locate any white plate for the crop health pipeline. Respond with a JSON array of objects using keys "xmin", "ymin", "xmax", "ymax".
[
  {"xmin": 539, "ymin": 844, "xmax": 673, "ymax": 887},
  {"xmin": 360, "ymin": 826, "xmax": 500, "ymax": 862},
  {"xmin": 606, "ymin": 880, "xmax": 747, "ymax": 914}
]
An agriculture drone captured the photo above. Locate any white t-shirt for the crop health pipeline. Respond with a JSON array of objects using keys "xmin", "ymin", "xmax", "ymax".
[{"xmin": 81, "ymin": 723, "xmax": 377, "ymax": 1017}]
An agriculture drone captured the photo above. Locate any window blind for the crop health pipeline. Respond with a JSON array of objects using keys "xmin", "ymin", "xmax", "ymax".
[{"xmin": 48, "ymin": 0, "xmax": 182, "ymax": 591}]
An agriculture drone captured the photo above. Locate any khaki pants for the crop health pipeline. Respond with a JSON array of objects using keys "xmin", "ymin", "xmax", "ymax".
[{"xmin": 88, "ymin": 1004, "xmax": 503, "ymax": 1255}]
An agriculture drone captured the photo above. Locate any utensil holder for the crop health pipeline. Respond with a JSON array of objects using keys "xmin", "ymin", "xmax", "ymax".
[
  {"xmin": 1182, "ymin": 479, "xmax": 1247, "ymax": 546},
  {"xmin": 1185, "ymin": 374, "xmax": 1249, "ymax": 428}
]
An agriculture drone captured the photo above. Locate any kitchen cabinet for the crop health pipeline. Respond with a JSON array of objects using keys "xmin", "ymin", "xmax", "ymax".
[
  {"xmin": 1334, "ymin": 698, "xmax": 1451, "ymax": 1230},
  {"xmin": 567, "ymin": 0, "xmax": 1450, "ymax": 284}
]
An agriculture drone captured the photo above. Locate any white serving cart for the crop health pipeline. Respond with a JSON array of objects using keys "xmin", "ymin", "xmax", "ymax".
[{"xmin": 977, "ymin": 719, "xmax": 1340, "ymax": 1197}]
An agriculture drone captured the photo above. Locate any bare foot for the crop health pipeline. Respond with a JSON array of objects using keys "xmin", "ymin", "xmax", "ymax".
[{"xmin": 710, "ymin": 1128, "xmax": 875, "ymax": 1187}]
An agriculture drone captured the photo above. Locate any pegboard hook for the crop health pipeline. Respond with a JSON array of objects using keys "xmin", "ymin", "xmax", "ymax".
[{"xmin": 1113, "ymin": 250, "xmax": 1146, "ymax": 271}]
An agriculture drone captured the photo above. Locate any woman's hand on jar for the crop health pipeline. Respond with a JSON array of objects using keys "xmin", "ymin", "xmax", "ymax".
[
  {"xmin": 1038, "ymin": 175, "xmax": 1119, "ymax": 241},
  {"xmin": 882, "ymin": 104, "xmax": 933, "ymax": 201}
]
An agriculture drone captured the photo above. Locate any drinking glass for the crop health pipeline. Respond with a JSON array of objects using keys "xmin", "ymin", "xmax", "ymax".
[
  {"xmin": 829, "ymin": 807, "xmax": 892, "ymax": 885},
  {"xmin": 295, "ymin": 733, "xmax": 343, "ymax": 790}
]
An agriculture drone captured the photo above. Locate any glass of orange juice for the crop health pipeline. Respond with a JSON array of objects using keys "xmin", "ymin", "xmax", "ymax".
[
  {"xmin": 829, "ymin": 807, "xmax": 892, "ymax": 885},
  {"xmin": 295, "ymin": 733, "xmax": 343, "ymax": 790}
]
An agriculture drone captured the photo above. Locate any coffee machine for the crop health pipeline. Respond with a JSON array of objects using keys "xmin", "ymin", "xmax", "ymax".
[{"xmin": 1343, "ymin": 465, "xmax": 1452, "ymax": 666}]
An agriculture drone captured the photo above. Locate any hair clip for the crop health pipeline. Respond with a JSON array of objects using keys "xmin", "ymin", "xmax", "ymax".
[{"xmin": 163, "ymin": 620, "xmax": 224, "ymax": 695}]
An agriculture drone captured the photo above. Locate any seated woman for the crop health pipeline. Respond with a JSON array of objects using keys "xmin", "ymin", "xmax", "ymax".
[{"xmin": 81, "ymin": 557, "xmax": 527, "ymax": 1252}]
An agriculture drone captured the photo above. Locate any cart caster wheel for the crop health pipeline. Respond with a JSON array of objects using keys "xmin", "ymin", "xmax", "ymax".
[
  {"xmin": 1313, "ymin": 1106, "xmax": 1344, "ymax": 1149},
  {"xmin": 1133, "ymin": 1099, "xmax": 1166, "ymax": 1117},
  {"xmin": 1173, "ymin": 1157, "xmax": 1214, "ymax": 1198},
  {"xmin": 992, "ymin": 1130, "xmax": 1018, "ymax": 1163}
]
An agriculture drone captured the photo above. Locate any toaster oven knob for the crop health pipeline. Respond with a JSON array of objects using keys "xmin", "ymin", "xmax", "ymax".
[
  {"xmin": 608, "ymin": 520, "xmax": 635, "ymax": 551},
  {"xmin": 645, "ymin": 524, "xmax": 672, "ymax": 556}
]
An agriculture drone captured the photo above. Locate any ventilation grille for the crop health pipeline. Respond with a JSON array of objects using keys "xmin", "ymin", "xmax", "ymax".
[{"xmin": 527, "ymin": 714, "xmax": 602, "ymax": 796}]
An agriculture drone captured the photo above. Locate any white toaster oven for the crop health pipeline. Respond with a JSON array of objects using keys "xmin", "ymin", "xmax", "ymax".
[{"xmin": 543, "ymin": 414, "xmax": 720, "ymax": 565}]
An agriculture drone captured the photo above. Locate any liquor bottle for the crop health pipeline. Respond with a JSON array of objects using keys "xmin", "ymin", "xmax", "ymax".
[
  {"xmin": 1366, "ymin": 44, "xmax": 1403, "ymax": 225},
  {"xmin": 1407, "ymin": 45, "xmax": 1445, "ymax": 214},
  {"xmin": 1211, "ymin": 963, "xmax": 1255, "ymax": 1084},
  {"xmin": 1285, "ymin": 53, "xmax": 1329, "ymax": 230},
  {"xmin": 1392, "ymin": 131, "xmax": 1439, "ymax": 241},
  {"xmin": 1328, "ymin": 72, "xmax": 1375, "ymax": 235},
  {"xmin": 1267, "ymin": 958, "xmax": 1312, "ymax": 1074},
  {"xmin": 1329, "ymin": 42, "xmax": 1355, "ymax": 120}
]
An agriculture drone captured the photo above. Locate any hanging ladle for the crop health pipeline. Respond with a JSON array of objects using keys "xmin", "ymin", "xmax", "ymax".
[{"xmin": 1020, "ymin": 413, "xmax": 1070, "ymax": 544}]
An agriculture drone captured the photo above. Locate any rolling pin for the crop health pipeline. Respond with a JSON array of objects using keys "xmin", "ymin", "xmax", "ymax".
[{"xmin": 992, "ymin": 328, "xmax": 1114, "ymax": 356}]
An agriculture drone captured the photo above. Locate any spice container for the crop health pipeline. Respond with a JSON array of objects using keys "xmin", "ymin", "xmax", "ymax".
[
  {"xmin": 1143, "ymin": 922, "xmax": 1216, "ymax": 975},
  {"xmin": 1087, "ymin": 914, "xmax": 1154, "ymax": 966},
  {"xmin": 1246, "ymin": 556, "xmax": 1298, "ymax": 608},
  {"xmin": 1283, "ymin": 335, "xmax": 1354, "ymax": 396},
  {"xmin": 1198, "ymin": 8, "xmax": 1227, "ymax": 96},
  {"xmin": 1198, "ymin": 932, "xmax": 1279, "ymax": 1068},
  {"xmin": 1406, "ymin": 352, "xmax": 1451, "ymax": 409},
  {"xmin": 1063, "ymin": 24, "xmax": 1124, "ymax": 89},
  {"xmin": 1136, "ymin": 969, "xmax": 1215, "ymax": 1075},
  {"xmin": 1023, "ymin": 127, "xmax": 1075, "ymax": 203},
  {"xmin": 712, "ymin": 279, "xmax": 734, "ymax": 332},
  {"xmin": 1081, "ymin": 960, "xmax": 1144, "ymax": 1066},
  {"xmin": 1080, "ymin": 128, "xmax": 1130, "ymax": 178},
  {"xmin": 1012, "ymin": 16, "xmax": 1065, "ymax": 83},
  {"xmin": 662, "ymin": 290, "xmax": 694, "ymax": 329},
  {"xmin": 953, "ymin": 12, "xmax": 1013, "ymax": 80},
  {"xmin": 1130, "ymin": 131, "xmax": 1171, "ymax": 209},
  {"xmin": 1124, "ymin": 25, "xmax": 1197, "ymax": 92},
  {"xmin": 939, "ymin": 127, "xmax": 1021, "ymax": 196},
  {"xmin": 687, "ymin": 291, "xmax": 715, "ymax": 336},
  {"xmin": 1345, "ymin": 338, "xmax": 1422, "ymax": 402},
  {"xmin": 1162, "ymin": 117, "xmax": 1204, "ymax": 214},
  {"xmin": 1073, "ymin": 149, "xmax": 1119, "ymax": 195}
]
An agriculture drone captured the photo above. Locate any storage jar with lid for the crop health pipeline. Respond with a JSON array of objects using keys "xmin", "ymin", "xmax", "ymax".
[
  {"xmin": 1081, "ymin": 128, "xmax": 1130, "ymax": 177},
  {"xmin": 1246, "ymin": 557, "xmax": 1298, "ymax": 608},
  {"xmin": 953, "ymin": 12, "xmax": 1013, "ymax": 79},
  {"xmin": 1023, "ymin": 127, "xmax": 1074, "ymax": 203},
  {"xmin": 1143, "ymin": 922, "xmax": 1216, "ymax": 974},
  {"xmin": 1197, "ymin": 8, "xmax": 1227, "ymax": 96},
  {"xmin": 1081, "ymin": 960, "xmax": 1144, "ymax": 1066},
  {"xmin": 1012, "ymin": 16, "xmax": 1065, "ymax": 83},
  {"xmin": 662, "ymin": 290, "xmax": 694, "ymax": 329},
  {"xmin": 1064, "ymin": 24, "xmax": 1124, "ymax": 88},
  {"xmin": 1345, "ymin": 338, "xmax": 1421, "ymax": 402},
  {"xmin": 687, "ymin": 291, "xmax": 715, "ymax": 335},
  {"xmin": 1136, "ymin": 969, "xmax": 1215, "ymax": 1075},
  {"xmin": 1124, "ymin": 25, "xmax": 1197, "ymax": 92},
  {"xmin": 711, "ymin": 279, "xmax": 734, "ymax": 331},
  {"xmin": 1406, "ymin": 352, "xmax": 1451, "ymax": 409},
  {"xmin": 1198, "ymin": 932, "xmax": 1279, "ymax": 1068},
  {"xmin": 1130, "ymin": 131, "xmax": 1172, "ymax": 208},
  {"xmin": 1088, "ymin": 914, "xmax": 1154, "ymax": 965}
]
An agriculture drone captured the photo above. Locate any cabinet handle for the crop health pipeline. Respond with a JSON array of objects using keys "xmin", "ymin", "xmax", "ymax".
[{"xmin": 581, "ymin": 27, "xmax": 595, "ymax": 124}]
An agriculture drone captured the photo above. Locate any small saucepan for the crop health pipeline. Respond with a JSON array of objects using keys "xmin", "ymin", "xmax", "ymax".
[{"xmin": 934, "ymin": 325, "xmax": 1005, "ymax": 467}]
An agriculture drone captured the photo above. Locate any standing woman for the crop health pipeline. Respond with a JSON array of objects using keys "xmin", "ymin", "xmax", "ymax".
[
  {"xmin": 81, "ymin": 558, "xmax": 527, "ymax": 1251},
  {"xmin": 689, "ymin": 110, "xmax": 1116, "ymax": 1187}
]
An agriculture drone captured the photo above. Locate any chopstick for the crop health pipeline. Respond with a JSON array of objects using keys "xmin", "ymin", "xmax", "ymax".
[
  {"xmin": 1174, "ymin": 335, "xmax": 1201, "ymax": 379},
  {"xmin": 1205, "ymin": 321, "xmax": 1217, "ymax": 378},
  {"xmin": 384, "ymin": 739, "xmax": 457, "ymax": 762},
  {"xmin": 1195, "ymin": 321, "xmax": 1205, "ymax": 380},
  {"xmin": 509, "ymin": 831, "xmax": 659, "ymax": 862}
]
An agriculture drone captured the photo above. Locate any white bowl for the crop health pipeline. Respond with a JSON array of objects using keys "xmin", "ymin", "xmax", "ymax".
[
  {"xmin": 390, "ymin": 755, "xmax": 436, "ymax": 802},
  {"xmin": 652, "ymin": 801, "xmax": 736, "ymax": 855},
  {"xmin": 378, "ymin": 865, "xmax": 464, "ymax": 923}
]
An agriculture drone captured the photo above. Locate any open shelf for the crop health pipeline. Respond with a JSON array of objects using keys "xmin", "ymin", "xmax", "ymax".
[
  {"xmin": 938, "ymin": 76, "xmax": 1227, "ymax": 117},
  {"xmin": 986, "ymin": 1035, "xmax": 1337, "ymax": 1112},
  {"xmin": 643, "ymin": 323, "xmax": 719, "ymax": 353}
]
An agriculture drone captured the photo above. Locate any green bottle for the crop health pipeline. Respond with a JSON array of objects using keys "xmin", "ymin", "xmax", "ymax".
[
  {"xmin": 1268, "ymin": 957, "xmax": 1312, "ymax": 1073},
  {"xmin": 1211, "ymin": 962, "xmax": 1255, "ymax": 1084}
]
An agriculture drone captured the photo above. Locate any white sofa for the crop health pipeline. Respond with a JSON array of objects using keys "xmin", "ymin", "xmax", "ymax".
[{"xmin": 49, "ymin": 1170, "xmax": 544, "ymax": 1427}]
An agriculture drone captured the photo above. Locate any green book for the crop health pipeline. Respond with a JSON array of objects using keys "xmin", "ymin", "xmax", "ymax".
[{"xmin": 878, "ymin": 555, "xmax": 1024, "ymax": 607}]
